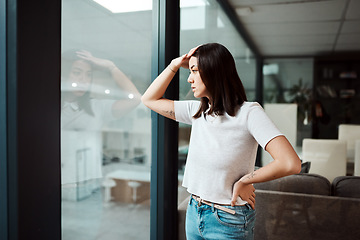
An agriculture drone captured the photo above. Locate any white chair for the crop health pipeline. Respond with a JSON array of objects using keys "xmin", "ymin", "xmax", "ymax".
[
  {"xmin": 338, "ymin": 124, "xmax": 360, "ymax": 162},
  {"xmin": 302, "ymin": 139, "xmax": 347, "ymax": 182},
  {"xmin": 102, "ymin": 178, "xmax": 116, "ymax": 203},
  {"xmin": 262, "ymin": 103, "xmax": 298, "ymax": 166},
  {"xmin": 355, "ymin": 140, "xmax": 360, "ymax": 176},
  {"xmin": 128, "ymin": 181, "xmax": 142, "ymax": 203}
]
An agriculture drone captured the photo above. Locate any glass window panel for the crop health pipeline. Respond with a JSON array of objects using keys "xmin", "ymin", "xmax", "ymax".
[
  {"xmin": 61, "ymin": 0, "xmax": 152, "ymax": 239},
  {"xmin": 178, "ymin": 0, "xmax": 257, "ymax": 204},
  {"xmin": 262, "ymin": 58, "xmax": 314, "ymax": 165}
]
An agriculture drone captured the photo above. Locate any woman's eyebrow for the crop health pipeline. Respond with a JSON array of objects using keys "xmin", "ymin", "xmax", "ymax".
[{"xmin": 190, "ymin": 64, "xmax": 197, "ymax": 69}]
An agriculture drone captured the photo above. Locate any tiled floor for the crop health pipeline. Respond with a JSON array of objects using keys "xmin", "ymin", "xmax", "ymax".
[{"xmin": 62, "ymin": 188, "xmax": 150, "ymax": 240}]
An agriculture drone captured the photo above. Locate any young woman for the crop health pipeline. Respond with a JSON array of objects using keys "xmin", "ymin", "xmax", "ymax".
[{"xmin": 141, "ymin": 43, "xmax": 301, "ymax": 239}]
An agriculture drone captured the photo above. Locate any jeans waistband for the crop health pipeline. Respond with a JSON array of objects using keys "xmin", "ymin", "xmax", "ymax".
[{"xmin": 191, "ymin": 195, "xmax": 236, "ymax": 215}]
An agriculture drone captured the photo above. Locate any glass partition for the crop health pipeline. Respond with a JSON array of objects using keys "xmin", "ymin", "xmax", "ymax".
[
  {"xmin": 61, "ymin": 0, "xmax": 152, "ymax": 239},
  {"xmin": 262, "ymin": 58, "xmax": 314, "ymax": 164},
  {"xmin": 178, "ymin": 0, "xmax": 257, "ymax": 203}
]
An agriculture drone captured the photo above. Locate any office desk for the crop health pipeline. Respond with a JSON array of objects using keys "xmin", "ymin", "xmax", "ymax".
[
  {"xmin": 106, "ymin": 169, "xmax": 151, "ymax": 204},
  {"xmin": 105, "ymin": 167, "xmax": 184, "ymax": 204}
]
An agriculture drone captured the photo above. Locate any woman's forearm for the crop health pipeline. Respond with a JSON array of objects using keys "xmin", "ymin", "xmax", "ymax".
[
  {"xmin": 141, "ymin": 64, "xmax": 178, "ymax": 105},
  {"xmin": 240, "ymin": 157, "xmax": 300, "ymax": 185},
  {"xmin": 231, "ymin": 136, "xmax": 301, "ymax": 207},
  {"xmin": 241, "ymin": 136, "xmax": 301, "ymax": 185}
]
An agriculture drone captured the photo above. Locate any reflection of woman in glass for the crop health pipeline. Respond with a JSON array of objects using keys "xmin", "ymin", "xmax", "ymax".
[
  {"xmin": 61, "ymin": 50, "xmax": 141, "ymax": 187},
  {"xmin": 61, "ymin": 49, "xmax": 141, "ymax": 240},
  {"xmin": 142, "ymin": 43, "xmax": 301, "ymax": 239},
  {"xmin": 61, "ymin": 50, "xmax": 141, "ymax": 128}
]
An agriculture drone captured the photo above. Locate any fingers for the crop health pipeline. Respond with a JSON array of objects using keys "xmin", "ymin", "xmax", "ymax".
[
  {"xmin": 76, "ymin": 50, "xmax": 91, "ymax": 57},
  {"xmin": 248, "ymin": 199, "xmax": 255, "ymax": 210},
  {"xmin": 231, "ymin": 194, "xmax": 256, "ymax": 209},
  {"xmin": 187, "ymin": 45, "xmax": 201, "ymax": 56},
  {"xmin": 174, "ymin": 45, "xmax": 200, "ymax": 69},
  {"xmin": 231, "ymin": 181, "xmax": 256, "ymax": 209},
  {"xmin": 248, "ymin": 190, "xmax": 256, "ymax": 209},
  {"xmin": 230, "ymin": 195, "xmax": 238, "ymax": 207},
  {"xmin": 76, "ymin": 52, "xmax": 92, "ymax": 62}
]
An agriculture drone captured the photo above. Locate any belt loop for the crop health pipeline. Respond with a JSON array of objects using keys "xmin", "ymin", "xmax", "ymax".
[
  {"xmin": 211, "ymin": 203, "xmax": 215, "ymax": 212},
  {"xmin": 198, "ymin": 198, "xmax": 202, "ymax": 207}
]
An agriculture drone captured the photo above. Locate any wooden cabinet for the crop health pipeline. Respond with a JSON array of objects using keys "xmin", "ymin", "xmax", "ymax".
[{"xmin": 312, "ymin": 55, "xmax": 360, "ymax": 139}]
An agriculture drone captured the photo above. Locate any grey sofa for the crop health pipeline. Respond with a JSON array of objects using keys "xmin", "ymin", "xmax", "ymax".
[{"xmin": 178, "ymin": 174, "xmax": 360, "ymax": 240}]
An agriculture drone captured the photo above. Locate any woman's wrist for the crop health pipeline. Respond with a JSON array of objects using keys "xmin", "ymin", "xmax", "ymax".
[
  {"xmin": 168, "ymin": 64, "xmax": 178, "ymax": 73},
  {"xmin": 239, "ymin": 172, "xmax": 256, "ymax": 184}
]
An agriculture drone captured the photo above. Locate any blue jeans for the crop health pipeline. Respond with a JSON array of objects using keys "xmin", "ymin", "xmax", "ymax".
[{"xmin": 186, "ymin": 196, "xmax": 255, "ymax": 240}]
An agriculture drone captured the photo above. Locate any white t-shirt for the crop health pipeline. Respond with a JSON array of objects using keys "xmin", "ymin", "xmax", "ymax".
[
  {"xmin": 174, "ymin": 101, "xmax": 283, "ymax": 205},
  {"xmin": 61, "ymin": 99, "xmax": 116, "ymax": 184}
]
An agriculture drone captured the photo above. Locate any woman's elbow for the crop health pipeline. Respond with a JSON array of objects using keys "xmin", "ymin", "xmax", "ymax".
[
  {"xmin": 287, "ymin": 157, "xmax": 302, "ymax": 175},
  {"xmin": 141, "ymin": 95, "xmax": 149, "ymax": 107}
]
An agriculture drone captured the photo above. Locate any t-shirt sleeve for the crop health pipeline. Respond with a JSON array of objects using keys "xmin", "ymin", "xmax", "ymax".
[
  {"xmin": 174, "ymin": 100, "xmax": 201, "ymax": 125},
  {"xmin": 246, "ymin": 102, "xmax": 284, "ymax": 149}
]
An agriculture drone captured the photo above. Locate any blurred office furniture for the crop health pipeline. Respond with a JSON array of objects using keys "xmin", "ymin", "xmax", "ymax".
[
  {"xmin": 102, "ymin": 178, "xmax": 116, "ymax": 203},
  {"xmin": 61, "ymin": 130, "xmax": 102, "ymax": 201},
  {"xmin": 102, "ymin": 129, "xmax": 150, "ymax": 166},
  {"xmin": 128, "ymin": 181, "xmax": 142, "ymax": 203},
  {"xmin": 106, "ymin": 168, "xmax": 151, "ymax": 204},
  {"xmin": 300, "ymin": 161, "xmax": 311, "ymax": 173},
  {"xmin": 338, "ymin": 124, "xmax": 360, "ymax": 175},
  {"xmin": 338, "ymin": 124, "xmax": 360, "ymax": 162},
  {"xmin": 178, "ymin": 173, "xmax": 360, "ymax": 240},
  {"xmin": 302, "ymin": 139, "xmax": 347, "ymax": 182},
  {"xmin": 355, "ymin": 140, "xmax": 360, "ymax": 176},
  {"xmin": 262, "ymin": 103, "xmax": 298, "ymax": 166},
  {"xmin": 313, "ymin": 56, "xmax": 360, "ymax": 140},
  {"xmin": 332, "ymin": 176, "xmax": 360, "ymax": 198}
]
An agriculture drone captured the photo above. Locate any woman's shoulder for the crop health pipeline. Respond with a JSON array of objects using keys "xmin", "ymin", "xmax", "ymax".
[
  {"xmin": 174, "ymin": 100, "xmax": 201, "ymax": 115},
  {"xmin": 240, "ymin": 101, "xmax": 263, "ymax": 112},
  {"xmin": 176, "ymin": 99, "xmax": 201, "ymax": 104},
  {"xmin": 175, "ymin": 100, "xmax": 201, "ymax": 108}
]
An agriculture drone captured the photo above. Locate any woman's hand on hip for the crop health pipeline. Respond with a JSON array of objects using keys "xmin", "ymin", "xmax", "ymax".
[{"xmin": 231, "ymin": 180, "xmax": 256, "ymax": 209}]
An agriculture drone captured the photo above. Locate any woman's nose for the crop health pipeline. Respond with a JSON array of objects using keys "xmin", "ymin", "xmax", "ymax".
[{"xmin": 187, "ymin": 76, "xmax": 194, "ymax": 83}]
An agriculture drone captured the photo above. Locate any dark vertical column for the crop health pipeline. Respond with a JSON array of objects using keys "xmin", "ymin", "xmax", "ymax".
[
  {"xmin": 0, "ymin": 0, "xmax": 8, "ymax": 239},
  {"xmin": 6, "ymin": 0, "xmax": 18, "ymax": 238},
  {"xmin": 255, "ymin": 57, "xmax": 264, "ymax": 167},
  {"xmin": 256, "ymin": 57, "xmax": 264, "ymax": 105},
  {"xmin": 150, "ymin": 0, "xmax": 180, "ymax": 239},
  {"xmin": 5, "ymin": 0, "xmax": 62, "ymax": 239}
]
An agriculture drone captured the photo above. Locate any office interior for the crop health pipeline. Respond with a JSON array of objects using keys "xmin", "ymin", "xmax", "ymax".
[{"xmin": 1, "ymin": 0, "xmax": 360, "ymax": 240}]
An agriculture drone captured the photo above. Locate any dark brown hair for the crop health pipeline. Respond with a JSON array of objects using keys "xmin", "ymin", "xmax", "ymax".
[
  {"xmin": 192, "ymin": 43, "xmax": 247, "ymax": 118},
  {"xmin": 61, "ymin": 50, "xmax": 94, "ymax": 116}
]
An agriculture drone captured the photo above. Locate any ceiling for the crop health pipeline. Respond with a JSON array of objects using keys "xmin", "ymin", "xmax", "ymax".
[{"xmin": 227, "ymin": 0, "xmax": 360, "ymax": 57}]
